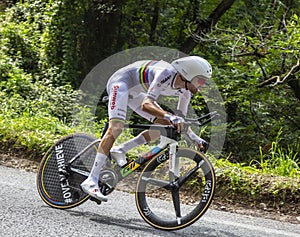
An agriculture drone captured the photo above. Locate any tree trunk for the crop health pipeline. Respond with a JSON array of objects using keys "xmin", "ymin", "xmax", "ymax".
[
  {"xmin": 180, "ymin": 0, "xmax": 236, "ymax": 53},
  {"xmin": 149, "ymin": 1, "xmax": 160, "ymax": 42},
  {"xmin": 79, "ymin": 0, "xmax": 126, "ymax": 77},
  {"xmin": 288, "ymin": 78, "xmax": 300, "ymax": 100}
]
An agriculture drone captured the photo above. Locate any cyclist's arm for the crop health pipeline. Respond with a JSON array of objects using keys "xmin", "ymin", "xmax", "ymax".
[
  {"xmin": 177, "ymin": 91, "xmax": 207, "ymax": 150},
  {"xmin": 186, "ymin": 127, "xmax": 208, "ymax": 151},
  {"xmin": 177, "ymin": 90, "xmax": 191, "ymax": 117},
  {"xmin": 142, "ymin": 69, "xmax": 172, "ymax": 119},
  {"xmin": 142, "ymin": 97, "xmax": 184, "ymax": 133},
  {"xmin": 141, "ymin": 97, "xmax": 170, "ymax": 120},
  {"xmin": 142, "ymin": 68, "xmax": 185, "ymax": 132}
]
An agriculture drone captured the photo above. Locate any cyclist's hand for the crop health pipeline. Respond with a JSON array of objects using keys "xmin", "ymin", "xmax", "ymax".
[
  {"xmin": 164, "ymin": 114, "xmax": 185, "ymax": 133},
  {"xmin": 187, "ymin": 129, "xmax": 208, "ymax": 152},
  {"xmin": 195, "ymin": 138, "xmax": 209, "ymax": 152}
]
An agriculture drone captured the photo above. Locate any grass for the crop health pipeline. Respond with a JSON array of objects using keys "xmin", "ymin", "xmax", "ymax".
[
  {"xmin": 0, "ymin": 110, "xmax": 105, "ymax": 159},
  {"xmin": 212, "ymin": 156, "xmax": 299, "ymax": 210},
  {"xmin": 250, "ymin": 129, "xmax": 300, "ymax": 178},
  {"xmin": 255, "ymin": 143, "xmax": 300, "ymax": 178}
]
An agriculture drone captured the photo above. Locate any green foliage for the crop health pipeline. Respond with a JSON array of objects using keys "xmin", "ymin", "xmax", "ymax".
[
  {"xmin": 38, "ymin": 0, "xmax": 86, "ymax": 86},
  {"xmin": 0, "ymin": 96, "xmax": 108, "ymax": 159},
  {"xmin": 213, "ymin": 155, "xmax": 300, "ymax": 204},
  {"xmin": 254, "ymin": 130, "xmax": 300, "ymax": 178},
  {"xmin": 197, "ymin": 6, "xmax": 300, "ymax": 162},
  {"xmin": 0, "ymin": 75, "xmax": 80, "ymax": 121},
  {"xmin": 117, "ymin": 0, "xmax": 220, "ymax": 49},
  {"xmin": 0, "ymin": 0, "xmax": 88, "ymax": 87},
  {"xmin": 0, "ymin": 110, "xmax": 75, "ymax": 158}
]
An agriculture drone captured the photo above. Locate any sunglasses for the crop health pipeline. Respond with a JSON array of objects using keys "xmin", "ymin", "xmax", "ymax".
[{"xmin": 191, "ymin": 76, "xmax": 209, "ymax": 89}]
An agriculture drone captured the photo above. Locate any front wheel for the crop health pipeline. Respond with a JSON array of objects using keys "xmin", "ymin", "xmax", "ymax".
[{"xmin": 135, "ymin": 148, "xmax": 216, "ymax": 231}]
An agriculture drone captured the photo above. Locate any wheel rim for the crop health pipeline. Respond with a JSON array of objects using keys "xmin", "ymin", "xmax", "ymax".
[{"xmin": 135, "ymin": 148, "xmax": 215, "ymax": 230}]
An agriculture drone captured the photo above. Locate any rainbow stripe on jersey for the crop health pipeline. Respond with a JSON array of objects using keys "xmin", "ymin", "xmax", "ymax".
[{"xmin": 139, "ymin": 60, "xmax": 159, "ymax": 91}]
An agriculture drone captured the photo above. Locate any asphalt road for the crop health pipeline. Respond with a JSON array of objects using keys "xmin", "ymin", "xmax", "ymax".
[{"xmin": 0, "ymin": 165, "xmax": 299, "ymax": 237}]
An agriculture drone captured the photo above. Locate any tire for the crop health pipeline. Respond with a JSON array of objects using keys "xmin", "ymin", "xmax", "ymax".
[
  {"xmin": 135, "ymin": 148, "xmax": 216, "ymax": 230},
  {"xmin": 37, "ymin": 133, "xmax": 99, "ymax": 209}
]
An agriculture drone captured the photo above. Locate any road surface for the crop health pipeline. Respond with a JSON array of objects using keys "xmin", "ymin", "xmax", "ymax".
[{"xmin": 0, "ymin": 165, "xmax": 299, "ymax": 237}]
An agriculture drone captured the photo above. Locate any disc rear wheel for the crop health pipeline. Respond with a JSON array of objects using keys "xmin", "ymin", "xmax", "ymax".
[{"xmin": 37, "ymin": 133, "xmax": 99, "ymax": 209}]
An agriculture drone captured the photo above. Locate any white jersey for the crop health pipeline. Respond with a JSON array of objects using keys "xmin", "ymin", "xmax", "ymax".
[{"xmin": 106, "ymin": 60, "xmax": 191, "ymax": 121}]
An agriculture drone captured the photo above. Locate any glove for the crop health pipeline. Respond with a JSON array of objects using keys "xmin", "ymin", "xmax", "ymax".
[
  {"xmin": 187, "ymin": 129, "xmax": 208, "ymax": 152},
  {"xmin": 164, "ymin": 113, "xmax": 185, "ymax": 124}
]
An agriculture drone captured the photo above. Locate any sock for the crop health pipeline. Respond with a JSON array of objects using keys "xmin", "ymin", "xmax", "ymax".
[
  {"xmin": 118, "ymin": 133, "xmax": 147, "ymax": 153},
  {"xmin": 88, "ymin": 152, "xmax": 107, "ymax": 182}
]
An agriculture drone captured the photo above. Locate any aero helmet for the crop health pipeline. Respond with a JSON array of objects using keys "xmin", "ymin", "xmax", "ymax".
[{"xmin": 171, "ymin": 56, "xmax": 212, "ymax": 82}]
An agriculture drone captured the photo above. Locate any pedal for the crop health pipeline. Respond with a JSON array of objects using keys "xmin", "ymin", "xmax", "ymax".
[{"xmin": 90, "ymin": 197, "xmax": 102, "ymax": 205}]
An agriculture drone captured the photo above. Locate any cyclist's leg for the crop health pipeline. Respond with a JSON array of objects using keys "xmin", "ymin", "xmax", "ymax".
[
  {"xmin": 81, "ymin": 80, "xmax": 129, "ymax": 201},
  {"xmin": 140, "ymin": 118, "xmax": 170, "ymax": 142},
  {"xmin": 112, "ymin": 93, "xmax": 159, "ymax": 150},
  {"xmin": 109, "ymin": 93, "xmax": 150, "ymax": 165},
  {"xmin": 99, "ymin": 119, "xmax": 125, "ymax": 155},
  {"xmin": 111, "ymin": 92, "xmax": 172, "ymax": 158}
]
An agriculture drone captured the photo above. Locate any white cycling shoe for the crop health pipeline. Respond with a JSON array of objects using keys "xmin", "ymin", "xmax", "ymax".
[
  {"xmin": 80, "ymin": 178, "xmax": 108, "ymax": 202},
  {"xmin": 110, "ymin": 147, "xmax": 127, "ymax": 167}
]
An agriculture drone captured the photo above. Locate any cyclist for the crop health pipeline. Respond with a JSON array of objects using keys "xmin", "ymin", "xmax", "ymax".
[{"xmin": 81, "ymin": 56, "xmax": 212, "ymax": 202}]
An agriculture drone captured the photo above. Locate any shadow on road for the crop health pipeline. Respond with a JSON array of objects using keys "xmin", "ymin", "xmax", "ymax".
[{"xmin": 64, "ymin": 209, "xmax": 238, "ymax": 237}]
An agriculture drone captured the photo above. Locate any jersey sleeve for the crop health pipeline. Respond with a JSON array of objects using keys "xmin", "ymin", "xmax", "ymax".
[
  {"xmin": 146, "ymin": 68, "xmax": 173, "ymax": 100},
  {"xmin": 177, "ymin": 90, "xmax": 191, "ymax": 116}
]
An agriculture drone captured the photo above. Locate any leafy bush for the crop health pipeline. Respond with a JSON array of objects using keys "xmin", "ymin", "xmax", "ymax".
[
  {"xmin": 0, "ymin": 75, "xmax": 80, "ymax": 121},
  {"xmin": 0, "ymin": 102, "xmax": 107, "ymax": 159},
  {"xmin": 214, "ymin": 156, "xmax": 300, "ymax": 206},
  {"xmin": 254, "ymin": 130, "xmax": 300, "ymax": 178},
  {"xmin": 0, "ymin": 110, "xmax": 74, "ymax": 158},
  {"xmin": 202, "ymin": 13, "xmax": 300, "ymax": 163}
]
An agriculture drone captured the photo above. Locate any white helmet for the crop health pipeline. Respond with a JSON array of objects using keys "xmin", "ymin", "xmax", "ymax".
[{"xmin": 171, "ymin": 56, "xmax": 212, "ymax": 82}]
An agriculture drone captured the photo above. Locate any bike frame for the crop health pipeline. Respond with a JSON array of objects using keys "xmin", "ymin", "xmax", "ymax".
[
  {"xmin": 65, "ymin": 124, "xmax": 180, "ymax": 183},
  {"xmin": 65, "ymin": 111, "xmax": 219, "ymax": 184}
]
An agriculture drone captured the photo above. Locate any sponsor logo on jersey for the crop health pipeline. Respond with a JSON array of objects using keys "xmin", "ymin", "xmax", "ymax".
[
  {"xmin": 157, "ymin": 75, "xmax": 171, "ymax": 87},
  {"xmin": 160, "ymin": 75, "xmax": 171, "ymax": 84},
  {"xmin": 111, "ymin": 85, "xmax": 119, "ymax": 110}
]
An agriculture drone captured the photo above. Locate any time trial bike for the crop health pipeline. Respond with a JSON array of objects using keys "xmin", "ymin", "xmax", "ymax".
[{"xmin": 36, "ymin": 111, "xmax": 219, "ymax": 231}]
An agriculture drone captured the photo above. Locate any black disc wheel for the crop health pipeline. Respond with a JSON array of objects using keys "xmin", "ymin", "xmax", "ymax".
[{"xmin": 37, "ymin": 133, "xmax": 99, "ymax": 209}]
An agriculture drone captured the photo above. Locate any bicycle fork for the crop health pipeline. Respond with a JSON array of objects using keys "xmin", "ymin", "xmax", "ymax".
[
  {"xmin": 157, "ymin": 136, "xmax": 180, "ymax": 181},
  {"xmin": 169, "ymin": 142, "xmax": 180, "ymax": 180},
  {"xmin": 168, "ymin": 141, "xmax": 183, "ymax": 222}
]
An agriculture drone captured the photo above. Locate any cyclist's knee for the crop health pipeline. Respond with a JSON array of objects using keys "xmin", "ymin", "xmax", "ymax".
[
  {"xmin": 107, "ymin": 119, "xmax": 124, "ymax": 138},
  {"xmin": 142, "ymin": 130, "xmax": 160, "ymax": 142}
]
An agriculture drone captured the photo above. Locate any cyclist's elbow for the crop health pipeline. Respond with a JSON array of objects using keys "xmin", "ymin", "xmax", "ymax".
[
  {"xmin": 141, "ymin": 98, "xmax": 152, "ymax": 113},
  {"xmin": 141, "ymin": 102, "xmax": 149, "ymax": 112}
]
